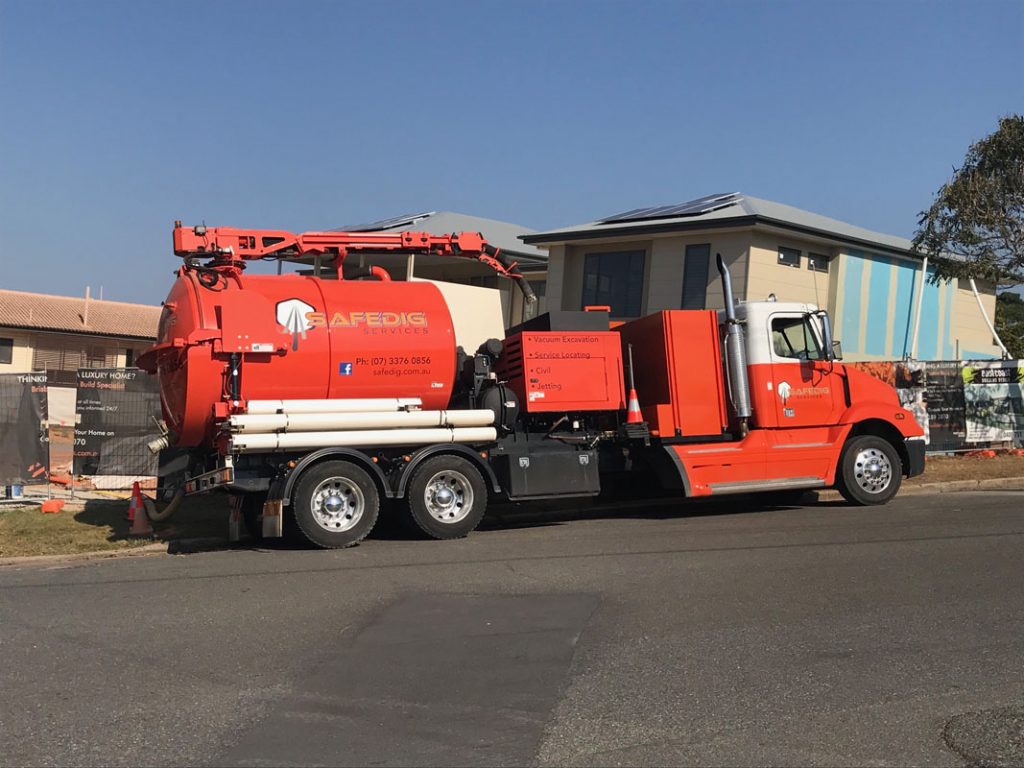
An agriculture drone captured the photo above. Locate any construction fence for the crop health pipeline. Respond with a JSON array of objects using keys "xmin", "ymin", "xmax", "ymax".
[
  {"xmin": 0, "ymin": 368, "xmax": 166, "ymax": 492},
  {"xmin": 849, "ymin": 359, "xmax": 1024, "ymax": 452}
]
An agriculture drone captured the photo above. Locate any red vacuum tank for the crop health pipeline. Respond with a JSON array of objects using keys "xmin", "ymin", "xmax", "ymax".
[{"xmin": 143, "ymin": 270, "xmax": 458, "ymax": 447}]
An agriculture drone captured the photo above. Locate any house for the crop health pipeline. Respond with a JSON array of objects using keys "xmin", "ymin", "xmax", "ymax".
[
  {"xmin": 520, "ymin": 193, "xmax": 1001, "ymax": 360},
  {"xmin": 0, "ymin": 289, "xmax": 161, "ymax": 385}
]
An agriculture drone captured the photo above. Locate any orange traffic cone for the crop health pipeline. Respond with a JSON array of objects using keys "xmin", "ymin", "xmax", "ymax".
[
  {"xmin": 126, "ymin": 484, "xmax": 139, "ymax": 522},
  {"xmin": 626, "ymin": 387, "xmax": 643, "ymax": 424},
  {"xmin": 129, "ymin": 483, "xmax": 153, "ymax": 536}
]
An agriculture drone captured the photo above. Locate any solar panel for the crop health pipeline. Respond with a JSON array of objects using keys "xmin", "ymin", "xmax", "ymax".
[
  {"xmin": 599, "ymin": 193, "xmax": 741, "ymax": 224},
  {"xmin": 335, "ymin": 211, "xmax": 436, "ymax": 232}
]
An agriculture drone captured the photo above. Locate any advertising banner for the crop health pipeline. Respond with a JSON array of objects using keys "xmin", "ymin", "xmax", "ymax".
[
  {"xmin": 73, "ymin": 368, "xmax": 162, "ymax": 476},
  {"xmin": 923, "ymin": 361, "xmax": 967, "ymax": 451},
  {"xmin": 0, "ymin": 372, "xmax": 49, "ymax": 484},
  {"xmin": 961, "ymin": 360, "xmax": 1024, "ymax": 445},
  {"xmin": 894, "ymin": 361, "xmax": 928, "ymax": 442}
]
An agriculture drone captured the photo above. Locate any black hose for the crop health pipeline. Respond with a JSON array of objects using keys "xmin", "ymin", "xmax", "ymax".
[{"xmin": 484, "ymin": 246, "xmax": 537, "ymax": 304}]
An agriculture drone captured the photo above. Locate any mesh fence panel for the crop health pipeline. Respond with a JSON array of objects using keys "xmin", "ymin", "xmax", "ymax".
[
  {"xmin": 0, "ymin": 372, "xmax": 49, "ymax": 485},
  {"xmin": 73, "ymin": 368, "xmax": 162, "ymax": 481}
]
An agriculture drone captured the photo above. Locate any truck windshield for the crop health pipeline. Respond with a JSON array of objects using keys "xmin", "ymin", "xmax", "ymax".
[{"xmin": 771, "ymin": 316, "xmax": 824, "ymax": 361}]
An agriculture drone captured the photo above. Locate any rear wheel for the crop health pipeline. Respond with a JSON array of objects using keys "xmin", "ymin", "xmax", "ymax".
[
  {"xmin": 291, "ymin": 461, "xmax": 379, "ymax": 549},
  {"xmin": 836, "ymin": 435, "xmax": 902, "ymax": 505},
  {"xmin": 406, "ymin": 455, "xmax": 487, "ymax": 540}
]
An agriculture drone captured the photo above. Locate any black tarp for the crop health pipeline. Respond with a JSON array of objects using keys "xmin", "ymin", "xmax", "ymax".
[
  {"xmin": 0, "ymin": 372, "xmax": 49, "ymax": 484},
  {"xmin": 73, "ymin": 368, "xmax": 162, "ymax": 476}
]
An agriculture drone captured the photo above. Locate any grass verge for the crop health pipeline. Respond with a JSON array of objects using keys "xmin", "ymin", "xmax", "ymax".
[{"xmin": 0, "ymin": 495, "xmax": 230, "ymax": 559}]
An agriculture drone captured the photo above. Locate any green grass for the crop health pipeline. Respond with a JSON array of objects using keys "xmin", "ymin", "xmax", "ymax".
[{"xmin": 0, "ymin": 495, "xmax": 231, "ymax": 558}]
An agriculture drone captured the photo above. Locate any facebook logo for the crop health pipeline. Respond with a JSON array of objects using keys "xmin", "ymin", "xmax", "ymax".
[{"xmin": 339, "ymin": 362, "xmax": 354, "ymax": 376}]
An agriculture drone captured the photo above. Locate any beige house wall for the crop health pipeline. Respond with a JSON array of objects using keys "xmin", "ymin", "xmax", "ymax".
[
  {"xmin": 0, "ymin": 328, "xmax": 35, "ymax": 373},
  {"xmin": 953, "ymin": 281, "xmax": 1001, "ymax": 357},
  {"xmin": 549, "ymin": 230, "xmax": 752, "ymax": 319},
  {"xmin": 747, "ymin": 232, "xmax": 836, "ymax": 310},
  {"xmin": 0, "ymin": 327, "xmax": 151, "ymax": 374}
]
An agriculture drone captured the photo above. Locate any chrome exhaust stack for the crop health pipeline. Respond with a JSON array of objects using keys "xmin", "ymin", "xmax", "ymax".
[{"xmin": 716, "ymin": 254, "xmax": 752, "ymax": 435}]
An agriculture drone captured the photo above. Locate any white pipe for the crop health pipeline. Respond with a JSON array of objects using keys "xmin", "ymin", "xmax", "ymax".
[
  {"xmin": 228, "ymin": 409, "xmax": 495, "ymax": 433},
  {"xmin": 969, "ymin": 278, "xmax": 1010, "ymax": 359},
  {"xmin": 909, "ymin": 255, "xmax": 928, "ymax": 359},
  {"xmin": 245, "ymin": 398, "xmax": 422, "ymax": 415},
  {"xmin": 230, "ymin": 426, "xmax": 497, "ymax": 453}
]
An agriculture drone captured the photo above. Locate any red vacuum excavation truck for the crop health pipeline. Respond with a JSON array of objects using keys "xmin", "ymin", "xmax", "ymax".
[{"xmin": 139, "ymin": 223, "xmax": 925, "ymax": 548}]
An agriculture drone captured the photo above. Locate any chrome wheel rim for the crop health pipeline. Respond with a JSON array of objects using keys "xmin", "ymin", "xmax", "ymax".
[
  {"xmin": 423, "ymin": 470, "xmax": 473, "ymax": 524},
  {"xmin": 853, "ymin": 447, "xmax": 893, "ymax": 494},
  {"xmin": 311, "ymin": 477, "xmax": 364, "ymax": 532}
]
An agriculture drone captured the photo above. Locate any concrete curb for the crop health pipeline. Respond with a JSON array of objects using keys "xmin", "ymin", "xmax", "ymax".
[{"xmin": 0, "ymin": 542, "xmax": 168, "ymax": 567}]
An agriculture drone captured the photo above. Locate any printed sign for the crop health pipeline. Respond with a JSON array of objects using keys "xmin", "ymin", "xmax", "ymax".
[
  {"xmin": 962, "ymin": 360, "xmax": 1024, "ymax": 445},
  {"xmin": 0, "ymin": 372, "xmax": 48, "ymax": 485},
  {"xmin": 73, "ymin": 369, "xmax": 162, "ymax": 476}
]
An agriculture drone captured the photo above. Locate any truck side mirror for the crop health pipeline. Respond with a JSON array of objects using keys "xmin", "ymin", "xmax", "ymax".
[{"xmin": 831, "ymin": 340, "xmax": 843, "ymax": 360}]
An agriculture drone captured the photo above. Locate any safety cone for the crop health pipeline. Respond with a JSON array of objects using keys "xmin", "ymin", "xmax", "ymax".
[
  {"xmin": 626, "ymin": 387, "xmax": 643, "ymax": 424},
  {"xmin": 126, "ymin": 482, "xmax": 140, "ymax": 522},
  {"xmin": 129, "ymin": 483, "xmax": 153, "ymax": 536}
]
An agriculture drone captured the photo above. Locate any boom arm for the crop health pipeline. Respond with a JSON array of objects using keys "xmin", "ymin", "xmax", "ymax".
[{"xmin": 172, "ymin": 222, "xmax": 536, "ymax": 302}]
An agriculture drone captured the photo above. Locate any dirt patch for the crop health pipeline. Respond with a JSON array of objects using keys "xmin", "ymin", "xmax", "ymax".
[
  {"xmin": 907, "ymin": 454, "xmax": 1024, "ymax": 486},
  {"xmin": 0, "ymin": 494, "xmax": 231, "ymax": 559}
]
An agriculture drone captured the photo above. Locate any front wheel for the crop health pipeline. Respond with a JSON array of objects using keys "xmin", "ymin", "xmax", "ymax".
[
  {"xmin": 836, "ymin": 435, "xmax": 902, "ymax": 505},
  {"xmin": 406, "ymin": 455, "xmax": 487, "ymax": 539},
  {"xmin": 291, "ymin": 461, "xmax": 379, "ymax": 548}
]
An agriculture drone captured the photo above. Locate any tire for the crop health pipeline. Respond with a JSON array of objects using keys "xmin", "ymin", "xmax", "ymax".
[
  {"xmin": 835, "ymin": 435, "xmax": 903, "ymax": 505},
  {"xmin": 291, "ymin": 461, "xmax": 379, "ymax": 549},
  {"xmin": 406, "ymin": 455, "xmax": 487, "ymax": 540}
]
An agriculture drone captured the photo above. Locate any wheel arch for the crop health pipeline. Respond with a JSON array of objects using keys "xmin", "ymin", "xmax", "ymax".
[
  {"xmin": 282, "ymin": 447, "xmax": 393, "ymax": 506},
  {"xmin": 396, "ymin": 444, "xmax": 501, "ymax": 498},
  {"xmin": 846, "ymin": 419, "xmax": 912, "ymax": 476}
]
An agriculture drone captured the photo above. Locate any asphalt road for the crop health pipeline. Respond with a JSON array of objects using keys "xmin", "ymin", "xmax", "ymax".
[{"xmin": 1, "ymin": 490, "xmax": 1022, "ymax": 767}]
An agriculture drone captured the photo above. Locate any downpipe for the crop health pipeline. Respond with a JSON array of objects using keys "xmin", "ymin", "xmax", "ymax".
[{"xmin": 716, "ymin": 254, "xmax": 752, "ymax": 436}]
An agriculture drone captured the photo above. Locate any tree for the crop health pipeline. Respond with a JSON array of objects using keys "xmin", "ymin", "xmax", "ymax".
[
  {"xmin": 912, "ymin": 115, "xmax": 1024, "ymax": 285},
  {"xmin": 996, "ymin": 290, "xmax": 1024, "ymax": 359}
]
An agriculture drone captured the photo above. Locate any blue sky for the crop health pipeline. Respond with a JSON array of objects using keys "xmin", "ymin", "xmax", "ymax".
[{"xmin": 1, "ymin": 0, "xmax": 1021, "ymax": 304}]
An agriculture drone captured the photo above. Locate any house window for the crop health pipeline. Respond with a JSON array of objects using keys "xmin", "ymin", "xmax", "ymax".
[
  {"xmin": 0, "ymin": 338, "xmax": 13, "ymax": 365},
  {"xmin": 808, "ymin": 253, "xmax": 830, "ymax": 273},
  {"xmin": 582, "ymin": 250, "xmax": 645, "ymax": 317},
  {"xmin": 778, "ymin": 247, "xmax": 801, "ymax": 268},
  {"xmin": 125, "ymin": 348, "xmax": 135, "ymax": 367},
  {"xmin": 681, "ymin": 244, "xmax": 710, "ymax": 309}
]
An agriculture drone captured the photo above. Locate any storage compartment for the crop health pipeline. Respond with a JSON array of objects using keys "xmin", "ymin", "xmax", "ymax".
[
  {"xmin": 496, "ymin": 331, "xmax": 625, "ymax": 413},
  {"xmin": 491, "ymin": 442, "xmax": 600, "ymax": 499},
  {"xmin": 616, "ymin": 311, "xmax": 728, "ymax": 438}
]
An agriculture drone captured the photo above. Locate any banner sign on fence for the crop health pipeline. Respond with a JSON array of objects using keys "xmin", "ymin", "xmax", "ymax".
[
  {"xmin": 73, "ymin": 368, "xmax": 162, "ymax": 476},
  {"xmin": 962, "ymin": 360, "xmax": 1024, "ymax": 445},
  {"xmin": 924, "ymin": 361, "xmax": 967, "ymax": 452},
  {"xmin": 0, "ymin": 372, "xmax": 49, "ymax": 485}
]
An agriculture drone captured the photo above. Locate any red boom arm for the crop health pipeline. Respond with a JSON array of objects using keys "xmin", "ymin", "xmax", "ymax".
[{"xmin": 172, "ymin": 222, "xmax": 536, "ymax": 302}]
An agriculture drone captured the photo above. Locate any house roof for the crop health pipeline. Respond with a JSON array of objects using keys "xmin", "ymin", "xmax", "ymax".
[
  {"xmin": 334, "ymin": 210, "xmax": 549, "ymax": 268},
  {"xmin": 0, "ymin": 289, "xmax": 161, "ymax": 340},
  {"xmin": 520, "ymin": 194, "xmax": 916, "ymax": 257}
]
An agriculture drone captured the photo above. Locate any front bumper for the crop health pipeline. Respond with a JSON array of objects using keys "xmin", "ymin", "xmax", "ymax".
[{"xmin": 904, "ymin": 438, "xmax": 926, "ymax": 478}]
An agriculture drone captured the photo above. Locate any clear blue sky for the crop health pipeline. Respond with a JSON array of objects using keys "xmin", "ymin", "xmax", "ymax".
[{"xmin": 1, "ymin": 0, "xmax": 1021, "ymax": 304}]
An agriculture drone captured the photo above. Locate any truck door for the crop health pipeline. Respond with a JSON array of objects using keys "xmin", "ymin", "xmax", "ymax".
[{"xmin": 767, "ymin": 313, "xmax": 843, "ymax": 429}]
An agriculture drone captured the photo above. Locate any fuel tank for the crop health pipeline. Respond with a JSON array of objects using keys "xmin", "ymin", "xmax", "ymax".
[{"xmin": 140, "ymin": 269, "xmax": 457, "ymax": 447}]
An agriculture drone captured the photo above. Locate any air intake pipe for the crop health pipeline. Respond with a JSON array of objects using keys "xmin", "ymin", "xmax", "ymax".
[{"xmin": 716, "ymin": 254, "xmax": 752, "ymax": 435}]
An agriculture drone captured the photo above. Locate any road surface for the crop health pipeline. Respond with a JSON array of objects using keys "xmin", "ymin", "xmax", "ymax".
[{"xmin": 1, "ymin": 490, "xmax": 1022, "ymax": 767}]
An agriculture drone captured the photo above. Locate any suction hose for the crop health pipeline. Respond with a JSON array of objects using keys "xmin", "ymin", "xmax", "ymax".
[{"xmin": 143, "ymin": 488, "xmax": 185, "ymax": 522}]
